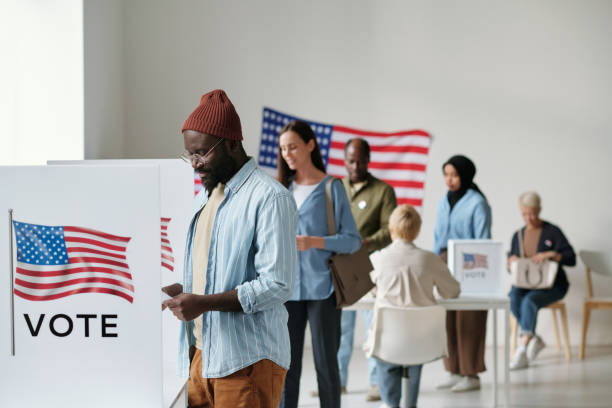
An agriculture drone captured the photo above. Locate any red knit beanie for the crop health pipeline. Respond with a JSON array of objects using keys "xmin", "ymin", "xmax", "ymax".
[{"xmin": 181, "ymin": 89, "xmax": 243, "ymax": 141}]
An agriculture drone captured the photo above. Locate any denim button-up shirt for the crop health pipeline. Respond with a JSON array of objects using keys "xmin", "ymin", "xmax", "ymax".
[
  {"xmin": 177, "ymin": 158, "xmax": 298, "ymax": 378},
  {"xmin": 290, "ymin": 176, "xmax": 362, "ymax": 301}
]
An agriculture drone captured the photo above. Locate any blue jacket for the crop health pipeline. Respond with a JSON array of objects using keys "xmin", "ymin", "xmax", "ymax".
[
  {"xmin": 290, "ymin": 176, "xmax": 362, "ymax": 300},
  {"xmin": 433, "ymin": 188, "xmax": 492, "ymax": 255}
]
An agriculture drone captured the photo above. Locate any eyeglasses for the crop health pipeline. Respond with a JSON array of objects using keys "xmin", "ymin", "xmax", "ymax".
[{"xmin": 180, "ymin": 138, "xmax": 223, "ymax": 165}]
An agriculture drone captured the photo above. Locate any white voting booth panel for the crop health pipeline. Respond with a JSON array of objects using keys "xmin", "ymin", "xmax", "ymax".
[
  {"xmin": 0, "ymin": 165, "xmax": 172, "ymax": 408},
  {"xmin": 48, "ymin": 159, "xmax": 194, "ymax": 407},
  {"xmin": 447, "ymin": 239, "xmax": 505, "ymax": 296}
]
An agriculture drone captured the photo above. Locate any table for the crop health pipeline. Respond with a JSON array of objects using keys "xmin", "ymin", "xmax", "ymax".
[{"xmin": 347, "ymin": 295, "xmax": 510, "ymax": 408}]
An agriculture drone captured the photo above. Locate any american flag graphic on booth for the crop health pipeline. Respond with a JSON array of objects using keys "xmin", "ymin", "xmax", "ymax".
[
  {"xmin": 160, "ymin": 217, "xmax": 174, "ymax": 272},
  {"xmin": 257, "ymin": 107, "xmax": 431, "ymax": 208},
  {"xmin": 463, "ymin": 253, "xmax": 489, "ymax": 270},
  {"xmin": 12, "ymin": 221, "xmax": 134, "ymax": 303}
]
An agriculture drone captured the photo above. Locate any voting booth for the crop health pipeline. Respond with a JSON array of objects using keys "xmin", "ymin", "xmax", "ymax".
[
  {"xmin": 0, "ymin": 162, "xmax": 193, "ymax": 407},
  {"xmin": 447, "ymin": 239, "xmax": 505, "ymax": 296}
]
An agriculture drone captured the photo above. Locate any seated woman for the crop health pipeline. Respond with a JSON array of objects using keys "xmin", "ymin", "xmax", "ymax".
[
  {"xmin": 365, "ymin": 205, "xmax": 460, "ymax": 408},
  {"xmin": 508, "ymin": 191, "xmax": 576, "ymax": 370}
]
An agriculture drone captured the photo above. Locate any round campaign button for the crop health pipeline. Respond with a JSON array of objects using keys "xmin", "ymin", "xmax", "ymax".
[{"xmin": 358, "ymin": 200, "xmax": 367, "ymax": 210}]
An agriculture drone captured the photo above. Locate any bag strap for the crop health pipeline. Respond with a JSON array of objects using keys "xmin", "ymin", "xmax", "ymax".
[
  {"xmin": 518, "ymin": 228, "xmax": 525, "ymax": 258},
  {"xmin": 324, "ymin": 178, "xmax": 337, "ymax": 236}
]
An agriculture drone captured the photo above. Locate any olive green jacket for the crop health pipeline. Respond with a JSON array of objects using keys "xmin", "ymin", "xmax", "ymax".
[{"xmin": 342, "ymin": 173, "xmax": 397, "ymax": 253}]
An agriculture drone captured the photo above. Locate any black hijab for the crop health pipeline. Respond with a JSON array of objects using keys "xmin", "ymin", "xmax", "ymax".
[{"xmin": 443, "ymin": 155, "xmax": 486, "ymax": 210}]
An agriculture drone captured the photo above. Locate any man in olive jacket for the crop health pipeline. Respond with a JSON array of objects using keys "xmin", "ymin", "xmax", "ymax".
[{"xmin": 339, "ymin": 138, "xmax": 396, "ymax": 401}]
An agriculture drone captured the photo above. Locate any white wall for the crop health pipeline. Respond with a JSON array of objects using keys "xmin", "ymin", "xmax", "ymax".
[
  {"xmin": 86, "ymin": 0, "xmax": 612, "ymax": 346},
  {"xmin": 0, "ymin": 0, "xmax": 83, "ymax": 165},
  {"xmin": 83, "ymin": 0, "xmax": 125, "ymax": 159}
]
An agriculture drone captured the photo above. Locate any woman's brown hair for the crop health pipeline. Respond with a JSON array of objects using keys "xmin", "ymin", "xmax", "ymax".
[{"xmin": 277, "ymin": 120, "xmax": 326, "ymax": 187}]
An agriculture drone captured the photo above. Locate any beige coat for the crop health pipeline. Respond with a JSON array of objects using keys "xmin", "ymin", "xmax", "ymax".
[{"xmin": 364, "ymin": 240, "xmax": 460, "ymax": 354}]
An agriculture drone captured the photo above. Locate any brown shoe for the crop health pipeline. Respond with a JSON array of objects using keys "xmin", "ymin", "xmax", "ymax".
[
  {"xmin": 310, "ymin": 386, "xmax": 347, "ymax": 397},
  {"xmin": 365, "ymin": 385, "xmax": 381, "ymax": 401}
]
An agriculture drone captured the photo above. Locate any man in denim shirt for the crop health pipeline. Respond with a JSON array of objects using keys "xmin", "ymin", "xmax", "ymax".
[{"xmin": 163, "ymin": 89, "xmax": 298, "ymax": 407}]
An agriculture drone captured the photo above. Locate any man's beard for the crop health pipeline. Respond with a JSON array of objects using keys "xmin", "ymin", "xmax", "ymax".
[{"xmin": 200, "ymin": 156, "xmax": 238, "ymax": 193}]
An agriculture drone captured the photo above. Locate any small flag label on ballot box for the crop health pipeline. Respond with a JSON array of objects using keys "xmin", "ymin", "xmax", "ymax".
[{"xmin": 12, "ymin": 220, "xmax": 134, "ymax": 303}]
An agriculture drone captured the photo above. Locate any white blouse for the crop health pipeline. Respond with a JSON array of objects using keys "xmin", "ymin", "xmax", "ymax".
[{"xmin": 291, "ymin": 182, "xmax": 318, "ymax": 210}]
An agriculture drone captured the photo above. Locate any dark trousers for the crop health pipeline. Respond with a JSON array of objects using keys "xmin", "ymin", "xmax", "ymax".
[
  {"xmin": 280, "ymin": 294, "xmax": 342, "ymax": 408},
  {"xmin": 444, "ymin": 310, "xmax": 487, "ymax": 376}
]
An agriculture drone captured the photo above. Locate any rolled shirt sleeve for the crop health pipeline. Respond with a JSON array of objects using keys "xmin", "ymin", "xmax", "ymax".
[{"xmin": 237, "ymin": 193, "xmax": 298, "ymax": 314}]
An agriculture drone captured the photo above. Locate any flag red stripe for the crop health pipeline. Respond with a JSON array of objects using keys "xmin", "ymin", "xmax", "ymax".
[
  {"xmin": 14, "ymin": 287, "xmax": 133, "ymax": 303},
  {"xmin": 161, "ymin": 253, "xmax": 174, "ymax": 262},
  {"xmin": 161, "ymin": 238, "xmax": 170, "ymax": 244},
  {"xmin": 333, "ymin": 126, "xmax": 431, "ymax": 138},
  {"xmin": 161, "ymin": 217, "xmax": 171, "ymax": 222},
  {"xmin": 68, "ymin": 256, "xmax": 129, "ymax": 269},
  {"xmin": 66, "ymin": 246, "xmax": 126, "ymax": 260},
  {"xmin": 161, "ymin": 225, "xmax": 168, "ymax": 230},
  {"xmin": 16, "ymin": 266, "xmax": 132, "ymax": 280},
  {"xmin": 65, "ymin": 237, "xmax": 127, "ymax": 252},
  {"xmin": 63, "ymin": 226, "xmax": 131, "ymax": 243},
  {"xmin": 397, "ymin": 198, "xmax": 423, "ymax": 206},
  {"xmin": 162, "ymin": 262, "xmax": 175, "ymax": 271},
  {"xmin": 327, "ymin": 158, "xmax": 426, "ymax": 171},
  {"xmin": 161, "ymin": 245, "xmax": 172, "ymax": 253},
  {"xmin": 329, "ymin": 141, "xmax": 429, "ymax": 154},
  {"xmin": 161, "ymin": 232, "xmax": 168, "ymax": 237},
  {"xmin": 382, "ymin": 180, "xmax": 425, "ymax": 189},
  {"xmin": 15, "ymin": 277, "xmax": 134, "ymax": 292}
]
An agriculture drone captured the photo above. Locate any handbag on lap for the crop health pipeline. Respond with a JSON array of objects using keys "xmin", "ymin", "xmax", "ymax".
[
  {"xmin": 324, "ymin": 178, "xmax": 374, "ymax": 308},
  {"xmin": 509, "ymin": 229, "xmax": 558, "ymax": 289}
]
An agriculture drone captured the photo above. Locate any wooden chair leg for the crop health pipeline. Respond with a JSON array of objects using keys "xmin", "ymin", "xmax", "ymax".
[
  {"xmin": 510, "ymin": 314, "xmax": 518, "ymax": 356},
  {"xmin": 551, "ymin": 308, "xmax": 562, "ymax": 351},
  {"xmin": 580, "ymin": 303, "xmax": 591, "ymax": 360},
  {"xmin": 559, "ymin": 304, "xmax": 571, "ymax": 361}
]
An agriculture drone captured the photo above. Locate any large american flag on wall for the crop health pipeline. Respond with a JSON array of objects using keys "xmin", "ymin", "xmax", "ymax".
[
  {"xmin": 12, "ymin": 220, "xmax": 134, "ymax": 303},
  {"xmin": 257, "ymin": 107, "xmax": 431, "ymax": 208}
]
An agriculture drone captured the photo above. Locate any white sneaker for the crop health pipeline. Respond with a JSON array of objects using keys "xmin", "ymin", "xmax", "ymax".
[
  {"xmin": 451, "ymin": 376, "xmax": 481, "ymax": 392},
  {"xmin": 526, "ymin": 335, "xmax": 546, "ymax": 361},
  {"xmin": 436, "ymin": 373, "xmax": 462, "ymax": 389},
  {"xmin": 510, "ymin": 347, "xmax": 529, "ymax": 370},
  {"xmin": 378, "ymin": 404, "xmax": 393, "ymax": 408},
  {"xmin": 365, "ymin": 385, "xmax": 381, "ymax": 401}
]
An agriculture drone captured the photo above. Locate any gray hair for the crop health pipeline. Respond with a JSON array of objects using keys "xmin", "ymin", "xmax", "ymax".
[{"xmin": 519, "ymin": 191, "xmax": 541, "ymax": 209}]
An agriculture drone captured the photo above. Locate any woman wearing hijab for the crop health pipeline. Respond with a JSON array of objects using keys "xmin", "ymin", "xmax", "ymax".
[{"xmin": 433, "ymin": 155, "xmax": 492, "ymax": 392}]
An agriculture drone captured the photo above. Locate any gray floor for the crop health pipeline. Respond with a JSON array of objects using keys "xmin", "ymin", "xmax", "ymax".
[{"xmin": 297, "ymin": 345, "xmax": 612, "ymax": 407}]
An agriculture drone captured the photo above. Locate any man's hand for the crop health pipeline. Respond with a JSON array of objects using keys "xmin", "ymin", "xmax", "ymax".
[
  {"xmin": 361, "ymin": 239, "xmax": 370, "ymax": 252},
  {"xmin": 161, "ymin": 283, "xmax": 183, "ymax": 311},
  {"xmin": 163, "ymin": 293, "xmax": 206, "ymax": 321},
  {"xmin": 162, "ymin": 283, "xmax": 183, "ymax": 297}
]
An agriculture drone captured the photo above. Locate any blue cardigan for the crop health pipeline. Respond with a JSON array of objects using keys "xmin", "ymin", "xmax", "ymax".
[
  {"xmin": 433, "ymin": 188, "xmax": 492, "ymax": 255},
  {"xmin": 290, "ymin": 176, "xmax": 362, "ymax": 301}
]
